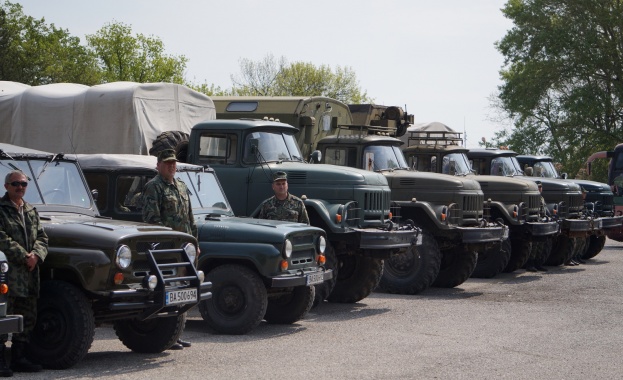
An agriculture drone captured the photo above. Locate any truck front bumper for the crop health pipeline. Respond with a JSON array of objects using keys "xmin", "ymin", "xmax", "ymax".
[
  {"xmin": 357, "ymin": 227, "xmax": 422, "ymax": 250},
  {"xmin": 0, "ymin": 315, "xmax": 23, "ymax": 335},
  {"xmin": 599, "ymin": 215, "xmax": 623, "ymax": 230},
  {"xmin": 457, "ymin": 224, "xmax": 509, "ymax": 244},
  {"xmin": 561, "ymin": 218, "xmax": 601, "ymax": 237}
]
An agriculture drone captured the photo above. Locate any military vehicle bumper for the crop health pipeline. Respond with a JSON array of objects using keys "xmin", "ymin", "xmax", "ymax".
[
  {"xmin": 599, "ymin": 215, "xmax": 623, "ymax": 230},
  {"xmin": 356, "ymin": 227, "xmax": 421, "ymax": 252},
  {"xmin": 523, "ymin": 220, "xmax": 560, "ymax": 237},
  {"xmin": 271, "ymin": 268, "xmax": 333, "ymax": 287},
  {"xmin": 560, "ymin": 218, "xmax": 601, "ymax": 237},
  {"xmin": 456, "ymin": 225, "xmax": 509, "ymax": 244},
  {"xmin": 0, "ymin": 315, "xmax": 23, "ymax": 335}
]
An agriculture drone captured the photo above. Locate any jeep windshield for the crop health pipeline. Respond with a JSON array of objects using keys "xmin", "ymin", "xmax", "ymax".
[
  {"xmin": 490, "ymin": 156, "xmax": 523, "ymax": 176},
  {"xmin": 244, "ymin": 131, "xmax": 304, "ymax": 163},
  {"xmin": 0, "ymin": 158, "xmax": 91, "ymax": 208},
  {"xmin": 177, "ymin": 170, "xmax": 233, "ymax": 216},
  {"xmin": 442, "ymin": 153, "xmax": 473, "ymax": 176},
  {"xmin": 362, "ymin": 145, "xmax": 409, "ymax": 171}
]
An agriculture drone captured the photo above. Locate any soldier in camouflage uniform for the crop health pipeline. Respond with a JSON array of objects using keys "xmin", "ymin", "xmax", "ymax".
[
  {"xmin": 141, "ymin": 149, "xmax": 196, "ymax": 350},
  {"xmin": 257, "ymin": 171, "xmax": 309, "ymax": 224},
  {"xmin": 0, "ymin": 170, "xmax": 48, "ymax": 375}
]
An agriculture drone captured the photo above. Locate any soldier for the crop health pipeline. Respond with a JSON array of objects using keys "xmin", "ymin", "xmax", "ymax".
[
  {"xmin": 257, "ymin": 171, "xmax": 309, "ymax": 224},
  {"xmin": 525, "ymin": 181, "xmax": 550, "ymax": 272},
  {"xmin": 0, "ymin": 170, "xmax": 48, "ymax": 375},
  {"xmin": 142, "ymin": 149, "xmax": 197, "ymax": 351}
]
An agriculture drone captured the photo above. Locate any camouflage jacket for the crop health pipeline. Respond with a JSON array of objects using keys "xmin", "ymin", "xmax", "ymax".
[
  {"xmin": 0, "ymin": 193, "xmax": 48, "ymax": 297},
  {"xmin": 257, "ymin": 193, "xmax": 310, "ymax": 224},
  {"xmin": 142, "ymin": 174, "xmax": 198, "ymax": 237}
]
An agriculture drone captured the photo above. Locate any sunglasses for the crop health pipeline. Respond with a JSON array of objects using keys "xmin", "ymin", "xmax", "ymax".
[{"xmin": 8, "ymin": 181, "xmax": 28, "ymax": 187}]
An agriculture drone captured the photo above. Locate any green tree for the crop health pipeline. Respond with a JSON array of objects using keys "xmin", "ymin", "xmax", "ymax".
[
  {"xmin": 0, "ymin": 1, "xmax": 100, "ymax": 85},
  {"xmin": 86, "ymin": 21, "xmax": 187, "ymax": 83},
  {"xmin": 495, "ymin": 0, "xmax": 623, "ymax": 178}
]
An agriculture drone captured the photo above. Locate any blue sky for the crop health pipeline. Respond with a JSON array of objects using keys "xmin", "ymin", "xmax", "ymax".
[{"xmin": 16, "ymin": 0, "xmax": 514, "ymax": 147}]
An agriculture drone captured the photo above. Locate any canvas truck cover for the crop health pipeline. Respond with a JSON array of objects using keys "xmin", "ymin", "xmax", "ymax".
[{"xmin": 0, "ymin": 81, "xmax": 215, "ymax": 154}]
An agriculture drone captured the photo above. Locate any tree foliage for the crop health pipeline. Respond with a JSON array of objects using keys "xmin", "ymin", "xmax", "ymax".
[{"xmin": 494, "ymin": 0, "xmax": 623, "ymax": 179}]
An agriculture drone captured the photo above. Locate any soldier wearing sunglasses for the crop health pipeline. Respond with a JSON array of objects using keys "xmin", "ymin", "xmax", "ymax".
[{"xmin": 0, "ymin": 170, "xmax": 48, "ymax": 375}]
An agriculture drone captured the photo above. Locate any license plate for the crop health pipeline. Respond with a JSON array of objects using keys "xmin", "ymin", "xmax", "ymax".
[
  {"xmin": 306, "ymin": 272, "xmax": 325, "ymax": 286},
  {"xmin": 165, "ymin": 289, "xmax": 198, "ymax": 305}
]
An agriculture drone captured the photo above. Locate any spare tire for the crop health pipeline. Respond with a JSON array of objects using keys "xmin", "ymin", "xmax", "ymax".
[{"xmin": 149, "ymin": 131, "xmax": 189, "ymax": 159}]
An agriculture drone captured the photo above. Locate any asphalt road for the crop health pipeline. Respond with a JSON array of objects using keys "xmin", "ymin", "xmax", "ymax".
[{"xmin": 21, "ymin": 240, "xmax": 623, "ymax": 380}]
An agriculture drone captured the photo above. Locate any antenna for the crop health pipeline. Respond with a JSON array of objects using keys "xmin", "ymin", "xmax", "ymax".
[{"xmin": 463, "ymin": 117, "xmax": 467, "ymax": 147}]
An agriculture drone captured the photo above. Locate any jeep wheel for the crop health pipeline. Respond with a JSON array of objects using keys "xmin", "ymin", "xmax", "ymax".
[
  {"xmin": 433, "ymin": 246, "xmax": 478, "ymax": 288},
  {"xmin": 114, "ymin": 313, "xmax": 185, "ymax": 352},
  {"xmin": 546, "ymin": 236, "xmax": 575, "ymax": 266},
  {"xmin": 199, "ymin": 264, "xmax": 268, "ymax": 335},
  {"xmin": 28, "ymin": 281, "xmax": 95, "ymax": 369},
  {"xmin": 327, "ymin": 255, "xmax": 384, "ymax": 303},
  {"xmin": 378, "ymin": 229, "xmax": 441, "ymax": 294},
  {"xmin": 149, "ymin": 130, "xmax": 189, "ymax": 160},
  {"xmin": 313, "ymin": 243, "xmax": 337, "ymax": 307},
  {"xmin": 503, "ymin": 239, "xmax": 532, "ymax": 273},
  {"xmin": 264, "ymin": 286, "xmax": 315, "ymax": 324},
  {"xmin": 472, "ymin": 239, "xmax": 511, "ymax": 278},
  {"xmin": 582, "ymin": 235, "xmax": 606, "ymax": 260}
]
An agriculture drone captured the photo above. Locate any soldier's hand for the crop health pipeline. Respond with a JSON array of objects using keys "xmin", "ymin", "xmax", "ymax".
[{"xmin": 25, "ymin": 252, "xmax": 39, "ymax": 272}]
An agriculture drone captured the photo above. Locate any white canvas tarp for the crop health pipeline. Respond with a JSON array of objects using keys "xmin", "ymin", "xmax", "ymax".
[{"xmin": 0, "ymin": 81, "xmax": 216, "ymax": 154}]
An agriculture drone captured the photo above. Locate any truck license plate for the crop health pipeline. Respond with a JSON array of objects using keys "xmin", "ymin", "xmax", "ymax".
[
  {"xmin": 166, "ymin": 289, "xmax": 198, "ymax": 305},
  {"xmin": 306, "ymin": 272, "xmax": 325, "ymax": 286}
]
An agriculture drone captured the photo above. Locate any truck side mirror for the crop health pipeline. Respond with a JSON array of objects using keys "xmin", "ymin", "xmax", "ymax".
[
  {"xmin": 310, "ymin": 150, "xmax": 322, "ymax": 164},
  {"xmin": 561, "ymin": 172, "xmax": 568, "ymax": 179},
  {"xmin": 249, "ymin": 138, "xmax": 259, "ymax": 154},
  {"xmin": 91, "ymin": 189, "xmax": 99, "ymax": 201}
]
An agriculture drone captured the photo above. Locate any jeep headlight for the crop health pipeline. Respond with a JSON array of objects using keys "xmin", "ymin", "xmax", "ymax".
[
  {"xmin": 115, "ymin": 245, "xmax": 132, "ymax": 269},
  {"xmin": 183, "ymin": 243, "xmax": 197, "ymax": 264},
  {"xmin": 318, "ymin": 236, "xmax": 326, "ymax": 254},
  {"xmin": 0, "ymin": 262, "xmax": 8, "ymax": 273},
  {"xmin": 283, "ymin": 239, "xmax": 293, "ymax": 258}
]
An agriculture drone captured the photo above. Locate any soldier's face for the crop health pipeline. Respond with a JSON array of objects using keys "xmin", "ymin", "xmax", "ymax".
[
  {"xmin": 157, "ymin": 160, "xmax": 177, "ymax": 182},
  {"xmin": 272, "ymin": 179, "xmax": 288, "ymax": 200},
  {"xmin": 4, "ymin": 173, "xmax": 28, "ymax": 201}
]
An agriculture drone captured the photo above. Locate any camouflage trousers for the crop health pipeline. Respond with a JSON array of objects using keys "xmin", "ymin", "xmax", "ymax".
[{"xmin": 0, "ymin": 295, "xmax": 37, "ymax": 344}]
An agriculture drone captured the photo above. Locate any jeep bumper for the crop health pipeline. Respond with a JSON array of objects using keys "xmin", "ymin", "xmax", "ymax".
[
  {"xmin": 271, "ymin": 268, "xmax": 333, "ymax": 288},
  {"xmin": 0, "ymin": 315, "xmax": 23, "ymax": 335}
]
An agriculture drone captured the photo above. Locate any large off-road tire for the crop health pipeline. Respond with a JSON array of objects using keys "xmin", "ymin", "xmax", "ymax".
[
  {"xmin": 264, "ymin": 286, "xmax": 315, "ymax": 324},
  {"xmin": 471, "ymin": 239, "xmax": 511, "ymax": 278},
  {"xmin": 432, "ymin": 246, "xmax": 478, "ymax": 288},
  {"xmin": 546, "ymin": 236, "xmax": 576, "ymax": 266},
  {"xmin": 582, "ymin": 235, "xmax": 607, "ymax": 260},
  {"xmin": 313, "ymin": 243, "xmax": 337, "ymax": 307},
  {"xmin": 503, "ymin": 239, "xmax": 532, "ymax": 273},
  {"xmin": 28, "ymin": 281, "xmax": 95, "ymax": 369},
  {"xmin": 149, "ymin": 130, "xmax": 189, "ymax": 160},
  {"xmin": 378, "ymin": 229, "xmax": 441, "ymax": 294},
  {"xmin": 198, "ymin": 264, "xmax": 268, "ymax": 335},
  {"xmin": 113, "ymin": 313, "xmax": 185, "ymax": 353},
  {"xmin": 327, "ymin": 255, "xmax": 384, "ymax": 303}
]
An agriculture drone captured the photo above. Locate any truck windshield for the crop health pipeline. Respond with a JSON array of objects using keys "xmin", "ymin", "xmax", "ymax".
[
  {"xmin": 490, "ymin": 156, "xmax": 522, "ymax": 176},
  {"xmin": 526, "ymin": 161, "xmax": 558, "ymax": 178},
  {"xmin": 244, "ymin": 132, "xmax": 303, "ymax": 162},
  {"xmin": 442, "ymin": 153, "xmax": 472, "ymax": 175},
  {"xmin": 362, "ymin": 145, "xmax": 408, "ymax": 171}
]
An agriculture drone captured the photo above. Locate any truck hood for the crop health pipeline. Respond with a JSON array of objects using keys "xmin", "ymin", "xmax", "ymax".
[
  {"xmin": 276, "ymin": 162, "xmax": 388, "ymax": 186},
  {"xmin": 469, "ymin": 174, "xmax": 538, "ymax": 192},
  {"xmin": 384, "ymin": 171, "xmax": 482, "ymax": 191},
  {"xmin": 566, "ymin": 179, "xmax": 611, "ymax": 193},
  {"xmin": 520, "ymin": 177, "xmax": 582, "ymax": 192}
]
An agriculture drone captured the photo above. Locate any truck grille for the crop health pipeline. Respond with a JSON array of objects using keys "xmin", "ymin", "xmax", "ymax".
[
  {"xmin": 358, "ymin": 188, "xmax": 391, "ymax": 223},
  {"xmin": 460, "ymin": 194, "xmax": 484, "ymax": 225},
  {"xmin": 587, "ymin": 193, "xmax": 614, "ymax": 216}
]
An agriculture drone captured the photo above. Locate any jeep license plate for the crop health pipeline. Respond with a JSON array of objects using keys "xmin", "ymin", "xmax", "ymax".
[
  {"xmin": 166, "ymin": 289, "xmax": 198, "ymax": 305},
  {"xmin": 306, "ymin": 272, "xmax": 325, "ymax": 286}
]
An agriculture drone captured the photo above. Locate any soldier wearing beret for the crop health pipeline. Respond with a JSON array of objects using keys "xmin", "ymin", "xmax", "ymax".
[
  {"xmin": 142, "ymin": 149, "xmax": 196, "ymax": 350},
  {"xmin": 257, "ymin": 171, "xmax": 309, "ymax": 224}
]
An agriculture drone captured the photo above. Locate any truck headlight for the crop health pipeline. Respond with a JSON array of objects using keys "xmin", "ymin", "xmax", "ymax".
[
  {"xmin": 183, "ymin": 243, "xmax": 197, "ymax": 264},
  {"xmin": 0, "ymin": 262, "xmax": 8, "ymax": 273},
  {"xmin": 318, "ymin": 236, "xmax": 326, "ymax": 254},
  {"xmin": 115, "ymin": 245, "xmax": 132, "ymax": 269},
  {"xmin": 283, "ymin": 239, "xmax": 293, "ymax": 258}
]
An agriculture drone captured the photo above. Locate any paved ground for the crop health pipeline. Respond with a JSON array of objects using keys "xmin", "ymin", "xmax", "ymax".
[{"xmin": 20, "ymin": 240, "xmax": 623, "ymax": 379}]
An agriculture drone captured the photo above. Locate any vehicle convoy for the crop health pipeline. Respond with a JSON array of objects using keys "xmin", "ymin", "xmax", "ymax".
[
  {"xmin": 0, "ymin": 143, "xmax": 211, "ymax": 369},
  {"xmin": 516, "ymin": 155, "xmax": 621, "ymax": 259},
  {"xmin": 76, "ymin": 154, "xmax": 332, "ymax": 335},
  {"xmin": 398, "ymin": 122, "xmax": 560, "ymax": 272},
  {"xmin": 465, "ymin": 148, "xmax": 601, "ymax": 266},
  {"xmin": 211, "ymin": 96, "xmax": 510, "ymax": 292},
  {"xmin": 0, "ymin": 251, "xmax": 23, "ymax": 335}
]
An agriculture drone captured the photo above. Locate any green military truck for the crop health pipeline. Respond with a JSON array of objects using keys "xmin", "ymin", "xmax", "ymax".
[
  {"xmin": 211, "ymin": 97, "xmax": 509, "ymax": 293},
  {"xmin": 399, "ymin": 123, "xmax": 560, "ymax": 272},
  {"xmin": 77, "ymin": 153, "xmax": 332, "ymax": 334},
  {"xmin": 466, "ymin": 149, "xmax": 600, "ymax": 266},
  {"xmin": 516, "ymin": 155, "xmax": 621, "ymax": 259},
  {"xmin": 0, "ymin": 251, "xmax": 23, "ymax": 335},
  {"xmin": 0, "ymin": 143, "xmax": 211, "ymax": 369}
]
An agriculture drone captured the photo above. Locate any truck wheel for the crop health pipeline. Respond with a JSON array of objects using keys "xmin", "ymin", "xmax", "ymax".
[
  {"xmin": 582, "ymin": 235, "xmax": 606, "ymax": 259},
  {"xmin": 327, "ymin": 255, "xmax": 384, "ymax": 303},
  {"xmin": 28, "ymin": 281, "xmax": 95, "ymax": 369},
  {"xmin": 198, "ymin": 264, "xmax": 268, "ymax": 335},
  {"xmin": 472, "ymin": 239, "xmax": 511, "ymax": 278},
  {"xmin": 313, "ymin": 243, "xmax": 337, "ymax": 307},
  {"xmin": 378, "ymin": 229, "xmax": 441, "ymax": 294},
  {"xmin": 113, "ymin": 313, "xmax": 185, "ymax": 353},
  {"xmin": 433, "ymin": 246, "xmax": 478, "ymax": 288},
  {"xmin": 149, "ymin": 131, "xmax": 189, "ymax": 158},
  {"xmin": 264, "ymin": 286, "xmax": 315, "ymax": 324},
  {"xmin": 546, "ymin": 236, "xmax": 575, "ymax": 266},
  {"xmin": 503, "ymin": 239, "xmax": 532, "ymax": 273}
]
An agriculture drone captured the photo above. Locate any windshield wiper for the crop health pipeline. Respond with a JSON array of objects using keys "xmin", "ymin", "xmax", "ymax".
[{"xmin": 36, "ymin": 153, "xmax": 63, "ymax": 180}]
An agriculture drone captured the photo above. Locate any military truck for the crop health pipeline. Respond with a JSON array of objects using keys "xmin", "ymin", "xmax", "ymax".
[
  {"xmin": 77, "ymin": 154, "xmax": 332, "ymax": 334},
  {"xmin": 211, "ymin": 97, "xmax": 510, "ymax": 292},
  {"xmin": 0, "ymin": 143, "xmax": 211, "ymax": 369},
  {"xmin": 466, "ymin": 148, "xmax": 600, "ymax": 266},
  {"xmin": 0, "ymin": 251, "xmax": 23, "ymax": 335},
  {"xmin": 398, "ymin": 123, "xmax": 559, "ymax": 272},
  {"xmin": 516, "ymin": 155, "xmax": 621, "ymax": 259}
]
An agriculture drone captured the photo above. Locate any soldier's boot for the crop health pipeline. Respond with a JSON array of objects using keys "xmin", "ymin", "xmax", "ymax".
[
  {"xmin": 10, "ymin": 342, "xmax": 41, "ymax": 373},
  {"xmin": 524, "ymin": 259, "xmax": 537, "ymax": 272},
  {"xmin": 0, "ymin": 343, "xmax": 12, "ymax": 377}
]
